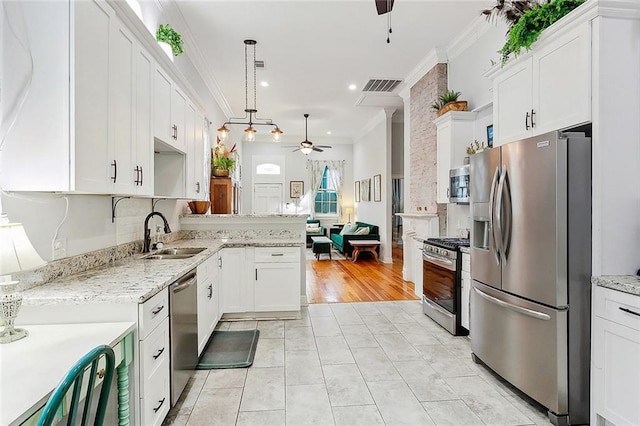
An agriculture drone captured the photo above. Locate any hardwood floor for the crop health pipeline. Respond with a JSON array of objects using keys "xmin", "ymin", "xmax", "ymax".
[{"xmin": 306, "ymin": 243, "xmax": 419, "ymax": 304}]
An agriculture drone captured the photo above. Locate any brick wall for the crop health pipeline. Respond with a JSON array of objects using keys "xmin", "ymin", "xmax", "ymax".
[{"xmin": 409, "ymin": 63, "xmax": 448, "ymax": 234}]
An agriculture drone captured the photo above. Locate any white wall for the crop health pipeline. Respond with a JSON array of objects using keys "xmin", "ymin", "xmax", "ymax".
[
  {"xmin": 240, "ymin": 140, "xmax": 354, "ymax": 227},
  {"xmin": 353, "ymin": 109, "xmax": 393, "ymax": 262},
  {"xmin": 392, "ymin": 120, "xmax": 404, "ymax": 177}
]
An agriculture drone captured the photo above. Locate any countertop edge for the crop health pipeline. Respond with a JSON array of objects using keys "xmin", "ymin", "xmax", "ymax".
[{"xmin": 592, "ymin": 275, "xmax": 640, "ymax": 297}]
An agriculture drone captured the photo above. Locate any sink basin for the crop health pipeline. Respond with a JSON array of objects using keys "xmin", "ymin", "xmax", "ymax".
[
  {"xmin": 154, "ymin": 247, "xmax": 206, "ymax": 256},
  {"xmin": 142, "ymin": 247, "xmax": 206, "ymax": 260}
]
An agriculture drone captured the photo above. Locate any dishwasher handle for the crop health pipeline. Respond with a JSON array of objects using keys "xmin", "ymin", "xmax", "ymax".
[{"xmin": 172, "ymin": 272, "xmax": 197, "ymax": 294}]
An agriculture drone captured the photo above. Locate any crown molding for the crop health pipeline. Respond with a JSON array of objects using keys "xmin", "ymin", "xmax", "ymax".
[
  {"xmin": 445, "ymin": 15, "xmax": 495, "ymax": 63},
  {"xmin": 403, "ymin": 47, "xmax": 448, "ymax": 92}
]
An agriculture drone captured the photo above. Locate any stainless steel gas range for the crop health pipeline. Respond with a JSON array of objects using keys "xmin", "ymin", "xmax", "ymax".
[{"xmin": 422, "ymin": 237, "xmax": 470, "ymax": 336}]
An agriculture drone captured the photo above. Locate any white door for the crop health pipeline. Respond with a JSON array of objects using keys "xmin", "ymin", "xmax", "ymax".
[{"xmin": 253, "ymin": 184, "xmax": 283, "ymax": 214}]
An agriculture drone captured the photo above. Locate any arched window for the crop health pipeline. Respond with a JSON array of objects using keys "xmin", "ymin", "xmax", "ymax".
[
  {"xmin": 314, "ymin": 166, "xmax": 338, "ymax": 214},
  {"xmin": 256, "ymin": 163, "xmax": 281, "ymax": 175}
]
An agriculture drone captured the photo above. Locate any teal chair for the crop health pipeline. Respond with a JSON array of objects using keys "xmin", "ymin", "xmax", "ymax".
[{"xmin": 37, "ymin": 345, "xmax": 116, "ymax": 426}]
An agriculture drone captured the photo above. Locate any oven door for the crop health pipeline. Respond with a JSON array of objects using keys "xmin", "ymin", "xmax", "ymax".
[{"xmin": 422, "ymin": 251, "xmax": 456, "ymax": 313}]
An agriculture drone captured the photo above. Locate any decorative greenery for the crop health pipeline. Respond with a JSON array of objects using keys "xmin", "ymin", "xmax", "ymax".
[
  {"xmin": 495, "ymin": 0, "xmax": 585, "ymax": 64},
  {"xmin": 156, "ymin": 24, "xmax": 184, "ymax": 56},
  {"xmin": 467, "ymin": 140, "xmax": 486, "ymax": 155},
  {"xmin": 212, "ymin": 142, "xmax": 236, "ymax": 171},
  {"xmin": 481, "ymin": 0, "xmax": 537, "ymax": 29},
  {"xmin": 431, "ymin": 90, "xmax": 462, "ymax": 111}
]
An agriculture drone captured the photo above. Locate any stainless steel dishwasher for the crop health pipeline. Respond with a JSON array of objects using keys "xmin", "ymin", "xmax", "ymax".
[{"xmin": 169, "ymin": 269, "xmax": 198, "ymax": 405}]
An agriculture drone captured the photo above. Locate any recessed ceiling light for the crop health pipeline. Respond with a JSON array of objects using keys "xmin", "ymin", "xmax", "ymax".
[
  {"xmin": 326, "ymin": 131, "xmax": 332, "ymax": 135},
  {"xmin": 348, "ymin": 84, "xmax": 357, "ymax": 91},
  {"xmin": 260, "ymin": 81, "xmax": 269, "ymax": 87}
]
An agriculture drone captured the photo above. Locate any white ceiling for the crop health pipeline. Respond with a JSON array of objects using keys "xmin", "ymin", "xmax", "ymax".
[{"xmin": 172, "ymin": 0, "xmax": 491, "ymax": 144}]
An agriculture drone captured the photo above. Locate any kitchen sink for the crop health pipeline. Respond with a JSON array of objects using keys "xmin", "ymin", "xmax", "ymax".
[{"xmin": 142, "ymin": 247, "xmax": 206, "ymax": 260}]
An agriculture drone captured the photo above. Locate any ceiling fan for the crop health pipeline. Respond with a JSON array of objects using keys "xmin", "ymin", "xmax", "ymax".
[{"xmin": 291, "ymin": 114, "xmax": 332, "ymax": 154}]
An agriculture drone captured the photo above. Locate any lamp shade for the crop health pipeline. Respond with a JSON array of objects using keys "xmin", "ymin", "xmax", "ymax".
[
  {"xmin": 0, "ymin": 222, "xmax": 46, "ymax": 275},
  {"xmin": 345, "ymin": 207, "xmax": 353, "ymax": 215}
]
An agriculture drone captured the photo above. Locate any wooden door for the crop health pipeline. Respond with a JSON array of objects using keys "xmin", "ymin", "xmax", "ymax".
[{"xmin": 210, "ymin": 177, "xmax": 232, "ymax": 214}]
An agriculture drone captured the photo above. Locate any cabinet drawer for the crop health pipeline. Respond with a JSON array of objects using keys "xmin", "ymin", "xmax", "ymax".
[
  {"xmin": 139, "ymin": 289, "xmax": 169, "ymax": 340},
  {"xmin": 254, "ymin": 247, "xmax": 299, "ymax": 263},
  {"xmin": 139, "ymin": 317, "xmax": 169, "ymax": 387},
  {"xmin": 140, "ymin": 357, "xmax": 170, "ymax": 426},
  {"xmin": 595, "ymin": 286, "xmax": 640, "ymax": 331}
]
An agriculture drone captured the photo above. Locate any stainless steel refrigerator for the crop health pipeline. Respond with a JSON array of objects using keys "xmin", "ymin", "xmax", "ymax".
[{"xmin": 470, "ymin": 130, "xmax": 591, "ymax": 426}]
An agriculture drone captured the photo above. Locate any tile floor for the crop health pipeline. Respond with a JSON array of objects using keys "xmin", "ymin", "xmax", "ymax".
[{"xmin": 164, "ymin": 300, "xmax": 553, "ymax": 425}]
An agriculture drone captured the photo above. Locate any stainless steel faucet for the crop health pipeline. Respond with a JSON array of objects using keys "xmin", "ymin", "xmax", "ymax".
[{"xmin": 143, "ymin": 212, "xmax": 172, "ymax": 252}]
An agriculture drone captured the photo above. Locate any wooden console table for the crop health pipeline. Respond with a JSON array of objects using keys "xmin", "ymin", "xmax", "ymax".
[{"xmin": 350, "ymin": 240, "xmax": 381, "ymax": 263}]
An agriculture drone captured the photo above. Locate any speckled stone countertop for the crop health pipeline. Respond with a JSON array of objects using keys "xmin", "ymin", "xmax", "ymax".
[
  {"xmin": 592, "ymin": 275, "xmax": 640, "ymax": 296},
  {"xmin": 22, "ymin": 238, "xmax": 303, "ymax": 306}
]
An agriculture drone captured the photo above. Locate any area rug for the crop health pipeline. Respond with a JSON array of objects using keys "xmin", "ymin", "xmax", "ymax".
[
  {"xmin": 305, "ymin": 248, "xmax": 346, "ymax": 261},
  {"xmin": 197, "ymin": 330, "xmax": 260, "ymax": 369}
]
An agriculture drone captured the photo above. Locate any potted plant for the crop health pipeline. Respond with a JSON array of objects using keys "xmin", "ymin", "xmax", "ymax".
[
  {"xmin": 156, "ymin": 24, "xmax": 184, "ymax": 57},
  {"xmin": 431, "ymin": 90, "xmax": 468, "ymax": 116},
  {"xmin": 211, "ymin": 142, "xmax": 236, "ymax": 177},
  {"xmin": 481, "ymin": 0, "xmax": 585, "ymax": 64}
]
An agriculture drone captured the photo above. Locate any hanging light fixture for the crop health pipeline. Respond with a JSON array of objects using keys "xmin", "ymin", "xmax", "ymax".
[{"xmin": 217, "ymin": 40, "xmax": 282, "ymax": 142}]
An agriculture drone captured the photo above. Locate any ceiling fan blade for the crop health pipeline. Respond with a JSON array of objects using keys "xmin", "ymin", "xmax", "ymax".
[
  {"xmin": 375, "ymin": 0, "xmax": 394, "ymax": 15},
  {"xmin": 292, "ymin": 148, "xmax": 301, "ymax": 152},
  {"xmin": 313, "ymin": 147, "xmax": 324, "ymax": 152},
  {"xmin": 315, "ymin": 145, "xmax": 332, "ymax": 148}
]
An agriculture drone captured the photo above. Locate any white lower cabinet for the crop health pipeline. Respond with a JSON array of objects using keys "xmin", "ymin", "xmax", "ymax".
[
  {"xmin": 592, "ymin": 285, "xmax": 640, "ymax": 426},
  {"xmin": 197, "ymin": 254, "xmax": 221, "ymax": 355},
  {"xmin": 220, "ymin": 246, "xmax": 301, "ymax": 315},
  {"xmin": 138, "ymin": 289, "xmax": 170, "ymax": 426},
  {"xmin": 254, "ymin": 247, "xmax": 300, "ymax": 312},
  {"xmin": 461, "ymin": 253, "xmax": 471, "ymax": 331}
]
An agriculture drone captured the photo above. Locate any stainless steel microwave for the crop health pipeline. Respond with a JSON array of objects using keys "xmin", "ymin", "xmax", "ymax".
[{"xmin": 449, "ymin": 165, "xmax": 470, "ymax": 203}]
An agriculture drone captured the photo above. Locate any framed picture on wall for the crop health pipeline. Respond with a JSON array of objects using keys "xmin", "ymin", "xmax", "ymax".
[
  {"xmin": 355, "ymin": 180, "xmax": 361, "ymax": 202},
  {"xmin": 361, "ymin": 178, "xmax": 371, "ymax": 202},
  {"xmin": 487, "ymin": 124, "xmax": 494, "ymax": 148},
  {"xmin": 290, "ymin": 181, "xmax": 304, "ymax": 198},
  {"xmin": 373, "ymin": 174, "xmax": 381, "ymax": 202}
]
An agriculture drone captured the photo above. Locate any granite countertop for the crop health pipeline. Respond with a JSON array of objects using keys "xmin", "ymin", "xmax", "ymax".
[
  {"xmin": 592, "ymin": 275, "xmax": 640, "ymax": 296},
  {"xmin": 22, "ymin": 238, "xmax": 303, "ymax": 306}
]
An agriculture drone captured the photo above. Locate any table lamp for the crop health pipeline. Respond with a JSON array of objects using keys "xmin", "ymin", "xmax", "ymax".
[
  {"xmin": 345, "ymin": 207, "xmax": 353, "ymax": 224},
  {"xmin": 0, "ymin": 214, "xmax": 46, "ymax": 343}
]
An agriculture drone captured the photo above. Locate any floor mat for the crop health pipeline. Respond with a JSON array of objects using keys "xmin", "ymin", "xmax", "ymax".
[
  {"xmin": 305, "ymin": 248, "xmax": 346, "ymax": 261},
  {"xmin": 197, "ymin": 330, "xmax": 260, "ymax": 369}
]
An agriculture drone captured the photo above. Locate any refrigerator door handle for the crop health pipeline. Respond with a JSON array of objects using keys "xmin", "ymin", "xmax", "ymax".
[
  {"xmin": 501, "ymin": 165, "xmax": 513, "ymax": 260},
  {"xmin": 472, "ymin": 286, "xmax": 551, "ymax": 321},
  {"xmin": 496, "ymin": 165, "xmax": 507, "ymax": 262},
  {"xmin": 488, "ymin": 166, "xmax": 501, "ymax": 266}
]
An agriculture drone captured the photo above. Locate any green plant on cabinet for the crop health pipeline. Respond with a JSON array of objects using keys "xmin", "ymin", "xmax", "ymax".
[{"xmin": 156, "ymin": 24, "xmax": 184, "ymax": 56}]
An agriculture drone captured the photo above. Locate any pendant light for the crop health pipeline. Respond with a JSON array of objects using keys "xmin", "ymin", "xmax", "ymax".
[{"xmin": 217, "ymin": 40, "xmax": 282, "ymax": 142}]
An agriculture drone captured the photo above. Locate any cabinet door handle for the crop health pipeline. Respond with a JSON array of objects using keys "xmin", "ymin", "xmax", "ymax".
[
  {"xmin": 152, "ymin": 305, "xmax": 164, "ymax": 315},
  {"xmin": 196, "ymin": 182, "xmax": 200, "ymax": 193},
  {"xmin": 111, "ymin": 160, "xmax": 117, "ymax": 183},
  {"xmin": 255, "ymin": 269, "xmax": 258, "ymax": 280},
  {"xmin": 446, "ymin": 188, "xmax": 450, "ymax": 198},
  {"xmin": 525, "ymin": 111, "xmax": 530, "ymax": 130},
  {"xmin": 530, "ymin": 109, "xmax": 536, "ymax": 128},
  {"xmin": 140, "ymin": 166, "xmax": 143, "ymax": 186},
  {"xmin": 208, "ymin": 284, "xmax": 213, "ymax": 299},
  {"xmin": 152, "ymin": 398, "xmax": 166, "ymax": 413},
  {"xmin": 152, "ymin": 347, "xmax": 165, "ymax": 359},
  {"xmin": 271, "ymin": 253, "xmax": 284, "ymax": 256},
  {"xmin": 620, "ymin": 307, "xmax": 640, "ymax": 317},
  {"xmin": 134, "ymin": 166, "xmax": 141, "ymax": 185},
  {"xmin": 218, "ymin": 257, "xmax": 222, "ymax": 268}
]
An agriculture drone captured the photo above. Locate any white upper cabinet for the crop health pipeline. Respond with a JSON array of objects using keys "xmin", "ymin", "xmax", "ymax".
[
  {"xmin": 0, "ymin": 0, "xmax": 154, "ymax": 194},
  {"xmin": 434, "ymin": 111, "xmax": 476, "ymax": 204},
  {"xmin": 186, "ymin": 111, "xmax": 208, "ymax": 200},
  {"xmin": 490, "ymin": 22, "xmax": 591, "ymax": 146},
  {"xmin": 153, "ymin": 68, "xmax": 173, "ymax": 146}
]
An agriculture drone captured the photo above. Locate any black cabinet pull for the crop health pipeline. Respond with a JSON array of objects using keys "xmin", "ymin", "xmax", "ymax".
[
  {"xmin": 525, "ymin": 112, "xmax": 530, "ymax": 130},
  {"xmin": 134, "ymin": 166, "xmax": 141, "ymax": 185},
  {"xmin": 152, "ymin": 347, "xmax": 165, "ymax": 359},
  {"xmin": 530, "ymin": 109, "xmax": 536, "ymax": 128},
  {"xmin": 619, "ymin": 307, "xmax": 640, "ymax": 317},
  {"xmin": 152, "ymin": 398, "xmax": 165, "ymax": 413},
  {"xmin": 152, "ymin": 305, "xmax": 164, "ymax": 315},
  {"xmin": 208, "ymin": 284, "xmax": 213, "ymax": 299},
  {"xmin": 196, "ymin": 182, "xmax": 200, "ymax": 193},
  {"xmin": 255, "ymin": 269, "xmax": 258, "ymax": 280},
  {"xmin": 111, "ymin": 160, "xmax": 117, "ymax": 183},
  {"xmin": 140, "ymin": 166, "xmax": 143, "ymax": 186}
]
